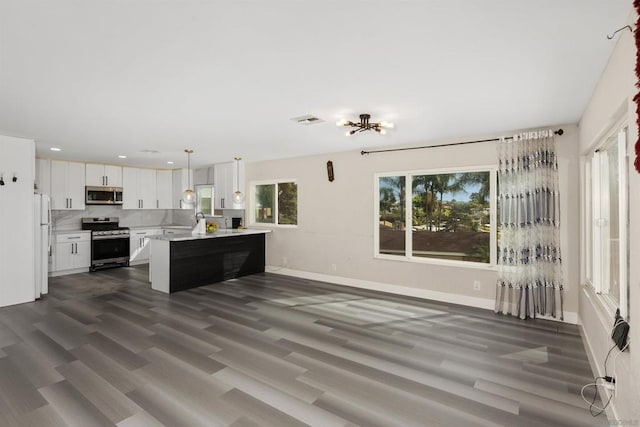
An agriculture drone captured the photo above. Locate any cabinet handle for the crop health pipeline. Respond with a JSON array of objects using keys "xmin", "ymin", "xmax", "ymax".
[
  {"xmin": 221, "ymin": 198, "xmax": 225, "ymax": 209},
  {"xmin": 68, "ymin": 236, "xmax": 81, "ymax": 239},
  {"xmin": 70, "ymin": 198, "xmax": 72, "ymax": 209},
  {"xmin": 105, "ymin": 176, "xmax": 108, "ymax": 186},
  {"xmin": 65, "ymin": 198, "xmax": 68, "ymax": 208},
  {"xmin": 157, "ymin": 200, "xmax": 159, "ymax": 209}
]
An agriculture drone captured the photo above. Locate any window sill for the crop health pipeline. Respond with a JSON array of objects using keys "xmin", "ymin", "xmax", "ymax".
[
  {"xmin": 250, "ymin": 223, "xmax": 298, "ymax": 229},
  {"xmin": 375, "ymin": 253, "xmax": 498, "ymax": 271},
  {"xmin": 581, "ymin": 283, "xmax": 618, "ymax": 330}
]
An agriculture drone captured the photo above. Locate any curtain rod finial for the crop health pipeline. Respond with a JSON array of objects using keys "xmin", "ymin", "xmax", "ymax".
[{"xmin": 555, "ymin": 129, "xmax": 564, "ymax": 136}]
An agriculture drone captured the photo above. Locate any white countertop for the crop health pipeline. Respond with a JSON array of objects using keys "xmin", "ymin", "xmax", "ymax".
[
  {"xmin": 149, "ymin": 228, "xmax": 271, "ymax": 242},
  {"xmin": 127, "ymin": 225, "xmax": 192, "ymax": 230}
]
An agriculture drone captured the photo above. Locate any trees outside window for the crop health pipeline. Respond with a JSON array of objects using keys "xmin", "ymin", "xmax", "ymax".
[
  {"xmin": 376, "ymin": 168, "xmax": 495, "ymax": 266},
  {"xmin": 253, "ymin": 180, "xmax": 297, "ymax": 226}
]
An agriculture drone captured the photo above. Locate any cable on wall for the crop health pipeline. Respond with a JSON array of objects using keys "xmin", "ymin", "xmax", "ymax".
[{"xmin": 360, "ymin": 129, "xmax": 564, "ymax": 156}]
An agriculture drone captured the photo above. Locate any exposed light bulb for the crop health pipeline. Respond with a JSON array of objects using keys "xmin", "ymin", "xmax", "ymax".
[
  {"xmin": 233, "ymin": 191, "xmax": 244, "ymax": 204},
  {"xmin": 381, "ymin": 121, "xmax": 395, "ymax": 129},
  {"xmin": 336, "ymin": 119, "xmax": 347, "ymax": 126},
  {"xmin": 379, "ymin": 129, "xmax": 386, "ymax": 135},
  {"xmin": 182, "ymin": 189, "xmax": 195, "ymax": 204}
]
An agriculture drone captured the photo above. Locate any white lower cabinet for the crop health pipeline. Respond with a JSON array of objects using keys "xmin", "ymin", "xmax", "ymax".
[
  {"xmin": 53, "ymin": 232, "xmax": 91, "ymax": 274},
  {"xmin": 130, "ymin": 229, "xmax": 161, "ymax": 264}
]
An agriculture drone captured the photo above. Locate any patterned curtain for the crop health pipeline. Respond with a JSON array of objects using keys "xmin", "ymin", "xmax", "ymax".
[{"xmin": 495, "ymin": 130, "xmax": 564, "ymax": 320}]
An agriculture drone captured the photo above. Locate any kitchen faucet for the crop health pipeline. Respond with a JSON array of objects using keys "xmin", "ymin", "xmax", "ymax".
[{"xmin": 195, "ymin": 211, "xmax": 205, "ymax": 224}]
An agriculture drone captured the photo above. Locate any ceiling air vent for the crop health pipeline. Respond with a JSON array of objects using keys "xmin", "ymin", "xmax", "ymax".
[
  {"xmin": 140, "ymin": 149, "xmax": 160, "ymax": 154},
  {"xmin": 291, "ymin": 115, "xmax": 324, "ymax": 125}
]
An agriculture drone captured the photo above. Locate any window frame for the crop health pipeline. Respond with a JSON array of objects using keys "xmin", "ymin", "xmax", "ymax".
[
  {"xmin": 249, "ymin": 178, "xmax": 298, "ymax": 228},
  {"xmin": 374, "ymin": 165, "xmax": 497, "ymax": 270},
  {"xmin": 584, "ymin": 122, "xmax": 629, "ymax": 318}
]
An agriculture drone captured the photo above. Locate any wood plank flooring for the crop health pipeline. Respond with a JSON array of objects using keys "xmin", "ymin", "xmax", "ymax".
[{"xmin": 0, "ymin": 266, "xmax": 607, "ymax": 426}]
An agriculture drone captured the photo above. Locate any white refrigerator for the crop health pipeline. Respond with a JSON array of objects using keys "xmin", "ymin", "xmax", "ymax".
[{"xmin": 34, "ymin": 193, "xmax": 51, "ymax": 298}]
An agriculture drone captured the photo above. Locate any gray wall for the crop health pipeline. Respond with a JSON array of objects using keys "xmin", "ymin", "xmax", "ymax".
[
  {"xmin": 245, "ymin": 123, "xmax": 581, "ymax": 318},
  {"xmin": 578, "ymin": 8, "xmax": 639, "ymax": 421}
]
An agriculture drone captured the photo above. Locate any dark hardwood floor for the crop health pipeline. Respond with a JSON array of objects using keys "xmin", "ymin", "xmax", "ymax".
[{"xmin": 0, "ymin": 266, "xmax": 607, "ymax": 426}]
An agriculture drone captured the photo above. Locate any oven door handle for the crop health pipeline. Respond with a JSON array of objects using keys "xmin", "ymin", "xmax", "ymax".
[{"xmin": 92, "ymin": 235, "xmax": 130, "ymax": 240}]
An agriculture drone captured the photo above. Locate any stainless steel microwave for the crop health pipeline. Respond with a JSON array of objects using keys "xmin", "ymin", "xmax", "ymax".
[{"xmin": 86, "ymin": 186, "xmax": 124, "ymax": 205}]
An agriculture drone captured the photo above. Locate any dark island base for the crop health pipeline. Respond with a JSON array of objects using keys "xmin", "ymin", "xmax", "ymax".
[{"xmin": 169, "ymin": 233, "xmax": 265, "ymax": 293}]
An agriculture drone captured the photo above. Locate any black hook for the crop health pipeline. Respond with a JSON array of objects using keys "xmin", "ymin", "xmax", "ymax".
[
  {"xmin": 0, "ymin": 176, "xmax": 4, "ymax": 186},
  {"xmin": 12, "ymin": 174, "xmax": 17, "ymax": 182},
  {"xmin": 607, "ymin": 25, "xmax": 632, "ymax": 40}
]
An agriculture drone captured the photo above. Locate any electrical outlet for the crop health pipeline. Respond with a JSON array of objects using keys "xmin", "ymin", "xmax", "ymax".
[
  {"xmin": 331, "ymin": 263, "xmax": 337, "ymax": 272},
  {"xmin": 473, "ymin": 281, "xmax": 481, "ymax": 291}
]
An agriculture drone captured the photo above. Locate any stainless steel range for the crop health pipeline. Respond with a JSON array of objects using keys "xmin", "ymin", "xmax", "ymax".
[{"xmin": 82, "ymin": 217, "xmax": 130, "ymax": 271}]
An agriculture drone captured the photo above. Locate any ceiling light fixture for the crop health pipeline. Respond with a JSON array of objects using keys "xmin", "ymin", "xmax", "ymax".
[
  {"xmin": 182, "ymin": 149, "xmax": 195, "ymax": 205},
  {"xmin": 232, "ymin": 157, "xmax": 244, "ymax": 204},
  {"xmin": 336, "ymin": 113, "xmax": 394, "ymax": 136},
  {"xmin": 118, "ymin": 155, "xmax": 127, "ymax": 159},
  {"xmin": 50, "ymin": 147, "xmax": 61, "ymax": 151},
  {"xmin": 167, "ymin": 161, "xmax": 174, "ymax": 165}
]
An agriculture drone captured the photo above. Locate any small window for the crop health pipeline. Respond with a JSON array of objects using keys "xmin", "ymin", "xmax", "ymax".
[{"xmin": 252, "ymin": 180, "xmax": 297, "ymax": 226}]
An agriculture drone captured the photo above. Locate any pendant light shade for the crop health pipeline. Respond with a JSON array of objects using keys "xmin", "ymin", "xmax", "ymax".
[
  {"xmin": 182, "ymin": 149, "xmax": 195, "ymax": 205},
  {"xmin": 232, "ymin": 156, "xmax": 244, "ymax": 204}
]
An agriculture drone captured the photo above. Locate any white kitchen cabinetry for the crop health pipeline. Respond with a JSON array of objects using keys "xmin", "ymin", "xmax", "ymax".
[
  {"xmin": 214, "ymin": 161, "xmax": 234, "ymax": 209},
  {"xmin": 123, "ymin": 167, "xmax": 156, "ymax": 209},
  {"xmin": 53, "ymin": 232, "xmax": 90, "ymax": 274},
  {"xmin": 0, "ymin": 135, "xmax": 35, "ymax": 307},
  {"xmin": 36, "ymin": 158, "xmax": 51, "ymax": 195},
  {"xmin": 172, "ymin": 168, "xmax": 194, "ymax": 209},
  {"xmin": 214, "ymin": 160, "xmax": 244, "ymax": 209},
  {"xmin": 51, "ymin": 160, "xmax": 85, "ymax": 210},
  {"xmin": 130, "ymin": 229, "xmax": 161, "ymax": 264},
  {"xmin": 156, "ymin": 170, "xmax": 173, "ymax": 209},
  {"xmin": 86, "ymin": 163, "xmax": 122, "ymax": 187}
]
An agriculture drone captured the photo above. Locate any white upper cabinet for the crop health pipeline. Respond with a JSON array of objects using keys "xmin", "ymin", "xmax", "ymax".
[
  {"xmin": 36, "ymin": 158, "xmax": 51, "ymax": 195},
  {"xmin": 214, "ymin": 161, "xmax": 234, "ymax": 210},
  {"xmin": 123, "ymin": 167, "xmax": 157, "ymax": 209},
  {"xmin": 156, "ymin": 170, "xmax": 173, "ymax": 209},
  {"xmin": 172, "ymin": 168, "xmax": 194, "ymax": 209},
  {"xmin": 86, "ymin": 163, "xmax": 122, "ymax": 187},
  {"xmin": 51, "ymin": 160, "xmax": 85, "ymax": 210},
  {"xmin": 214, "ymin": 160, "xmax": 244, "ymax": 210}
]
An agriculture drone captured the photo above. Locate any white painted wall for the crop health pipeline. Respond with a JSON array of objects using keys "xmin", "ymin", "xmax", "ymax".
[
  {"xmin": 245, "ymin": 123, "xmax": 581, "ymax": 319},
  {"xmin": 578, "ymin": 9, "xmax": 639, "ymax": 422}
]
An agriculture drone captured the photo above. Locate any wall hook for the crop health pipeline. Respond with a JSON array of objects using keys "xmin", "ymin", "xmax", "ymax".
[
  {"xmin": 12, "ymin": 174, "xmax": 17, "ymax": 183},
  {"xmin": 0, "ymin": 175, "xmax": 4, "ymax": 186},
  {"xmin": 607, "ymin": 25, "xmax": 632, "ymax": 40}
]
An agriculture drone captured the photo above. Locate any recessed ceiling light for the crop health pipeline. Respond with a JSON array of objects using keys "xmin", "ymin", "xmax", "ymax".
[
  {"xmin": 50, "ymin": 147, "xmax": 61, "ymax": 151},
  {"xmin": 167, "ymin": 161, "xmax": 174, "ymax": 165},
  {"xmin": 118, "ymin": 155, "xmax": 127, "ymax": 159}
]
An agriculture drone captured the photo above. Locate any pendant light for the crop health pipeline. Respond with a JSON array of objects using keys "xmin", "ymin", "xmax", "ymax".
[
  {"xmin": 182, "ymin": 149, "xmax": 195, "ymax": 204},
  {"xmin": 232, "ymin": 156, "xmax": 244, "ymax": 204}
]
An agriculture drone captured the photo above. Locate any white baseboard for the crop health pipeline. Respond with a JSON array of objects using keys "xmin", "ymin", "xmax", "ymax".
[
  {"xmin": 578, "ymin": 314, "xmax": 619, "ymax": 421},
  {"xmin": 50, "ymin": 267, "xmax": 89, "ymax": 277},
  {"xmin": 266, "ymin": 266, "xmax": 577, "ymax": 324}
]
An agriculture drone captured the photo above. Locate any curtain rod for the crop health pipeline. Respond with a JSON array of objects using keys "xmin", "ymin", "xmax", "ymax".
[{"xmin": 360, "ymin": 128, "xmax": 564, "ymax": 156}]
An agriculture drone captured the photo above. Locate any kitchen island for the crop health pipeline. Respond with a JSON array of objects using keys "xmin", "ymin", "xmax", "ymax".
[{"xmin": 148, "ymin": 229, "xmax": 271, "ymax": 293}]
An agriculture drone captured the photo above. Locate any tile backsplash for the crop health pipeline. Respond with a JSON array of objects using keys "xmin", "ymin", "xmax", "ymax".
[{"xmin": 53, "ymin": 205, "xmax": 245, "ymax": 231}]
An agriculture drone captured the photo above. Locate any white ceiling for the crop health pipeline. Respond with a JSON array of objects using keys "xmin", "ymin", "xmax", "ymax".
[{"xmin": 0, "ymin": 0, "xmax": 631, "ymax": 168}]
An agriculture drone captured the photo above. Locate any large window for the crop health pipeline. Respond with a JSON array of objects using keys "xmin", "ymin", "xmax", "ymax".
[
  {"xmin": 252, "ymin": 180, "xmax": 298, "ymax": 226},
  {"xmin": 584, "ymin": 124, "xmax": 629, "ymax": 317},
  {"xmin": 376, "ymin": 167, "xmax": 496, "ymax": 267}
]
